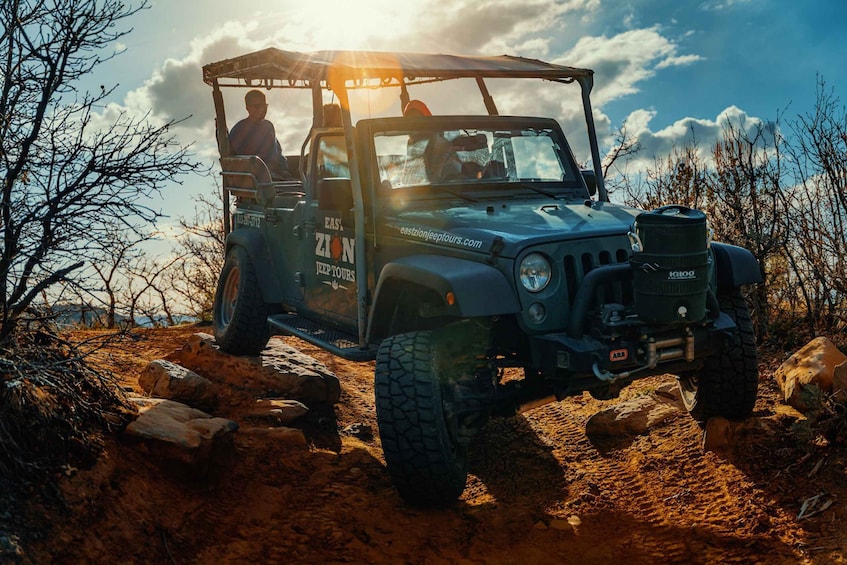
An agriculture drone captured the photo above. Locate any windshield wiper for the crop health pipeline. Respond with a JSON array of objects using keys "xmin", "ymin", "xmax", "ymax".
[
  {"xmin": 432, "ymin": 185, "xmax": 478, "ymax": 202},
  {"xmin": 514, "ymin": 182, "xmax": 560, "ymax": 199}
]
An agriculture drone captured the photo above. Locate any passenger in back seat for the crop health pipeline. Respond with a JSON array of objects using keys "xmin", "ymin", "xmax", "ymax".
[{"xmin": 228, "ymin": 89, "xmax": 293, "ymax": 180}]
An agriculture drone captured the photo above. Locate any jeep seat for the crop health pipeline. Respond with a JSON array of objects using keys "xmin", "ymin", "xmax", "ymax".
[{"xmin": 220, "ymin": 155, "xmax": 304, "ymax": 206}]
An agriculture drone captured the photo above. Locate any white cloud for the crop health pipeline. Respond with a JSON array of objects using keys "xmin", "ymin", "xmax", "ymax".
[
  {"xmin": 656, "ymin": 54, "xmax": 704, "ymax": 69},
  {"xmin": 561, "ymin": 27, "xmax": 702, "ymax": 106},
  {"xmin": 699, "ymin": 0, "xmax": 751, "ymax": 11},
  {"xmin": 614, "ymin": 105, "xmax": 769, "ymax": 171}
]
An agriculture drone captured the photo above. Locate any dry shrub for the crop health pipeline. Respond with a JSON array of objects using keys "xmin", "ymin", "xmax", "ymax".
[{"xmin": 0, "ymin": 327, "xmax": 136, "ymax": 483}]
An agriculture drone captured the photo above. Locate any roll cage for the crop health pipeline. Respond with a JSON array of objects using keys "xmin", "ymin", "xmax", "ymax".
[{"xmin": 202, "ymin": 48, "xmax": 606, "ymax": 198}]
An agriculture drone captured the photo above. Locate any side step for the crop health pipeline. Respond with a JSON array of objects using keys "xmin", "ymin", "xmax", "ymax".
[{"xmin": 267, "ymin": 314, "xmax": 377, "ymax": 361}]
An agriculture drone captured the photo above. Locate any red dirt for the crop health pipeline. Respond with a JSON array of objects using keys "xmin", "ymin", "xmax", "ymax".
[{"xmin": 23, "ymin": 325, "xmax": 847, "ymax": 564}]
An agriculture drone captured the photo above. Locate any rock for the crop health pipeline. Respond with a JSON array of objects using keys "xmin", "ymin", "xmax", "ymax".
[
  {"xmin": 701, "ymin": 416, "xmax": 781, "ymax": 452},
  {"xmin": 124, "ymin": 397, "xmax": 238, "ymax": 480},
  {"xmin": 167, "ymin": 333, "xmax": 341, "ymax": 405},
  {"xmin": 702, "ymin": 417, "xmax": 733, "ymax": 451},
  {"xmin": 653, "ymin": 382, "xmax": 686, "ymax": 410},
  {"xmin": 585, "ymin": 394, "xmax": 679, "ymax": 438},
  {"xmin": 245, "ymin": 399, "xmax": 309, "ymax": 425},
  {"xmin": 139, "ymin": 359, "xmax": 217, "ymax": 411},
  {"xmin": 774, "ymin": 337, "xmax": 847, "ymax": 411}
]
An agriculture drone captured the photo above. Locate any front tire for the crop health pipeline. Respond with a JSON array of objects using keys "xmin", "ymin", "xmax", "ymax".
[
  {"xmin": 375, "ymin": 330, "xmax": 470, "ymax": 507},
  {"xmin": 679, "ymin": 288, "xmax": 758, "ymax": 421},
  {"xmin": 213, "ymin": 246, "xmax": 270, "ymax": 355}
]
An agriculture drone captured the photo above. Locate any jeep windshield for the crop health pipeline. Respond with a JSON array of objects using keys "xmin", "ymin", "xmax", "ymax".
[{"xmin": 369, "ymin": 117, "xmax": 588, "ymax": 199}]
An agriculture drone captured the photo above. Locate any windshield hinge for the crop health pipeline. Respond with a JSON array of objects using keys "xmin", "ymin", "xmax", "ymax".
[{"xmin": 487, "ymin": 236, "xmax": 505, "ymax": 264}]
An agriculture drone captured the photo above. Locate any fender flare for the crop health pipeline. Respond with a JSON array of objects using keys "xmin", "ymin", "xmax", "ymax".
[
  {"xmin": 225, "ymin": 228, "xmax": 283, "ymax": 304},
  {"xmin": 367, "ymin": 255, "xmax": 519, "ymax": 340},
  {"xmin": 711, "ymin": 242, "xmax": 763, "ymax": 288}
]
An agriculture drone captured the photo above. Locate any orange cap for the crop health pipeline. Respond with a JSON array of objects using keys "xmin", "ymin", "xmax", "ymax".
[{"xmin": 403, "ymin": 99, "xmax": 432, "ymax": 117}]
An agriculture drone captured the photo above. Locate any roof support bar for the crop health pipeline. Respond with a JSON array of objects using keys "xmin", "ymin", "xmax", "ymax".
[
  {"xmin": 579, "ymin": 76, "xmax": 607, "ymax": 202},
  {"xmin": 212, "ymin": 81, "xmax": 233, "ymax": 234},
  {"xmin": 399, "ymin": 82, "xmax": 410, "ymax": 114},
  {"xmin": 334, "ymin": 84, "xmax": 370, "ymax": 350},
  {"xmin": 475, "ymin": 77, "xmax": 498, "ymax": 116},
  {"xmin": 311, "ymin": 81, "xmax": 323, "ymax": 127},
  {"xmin": 212, "ymin": 81, "xmax": 230, "ymax": 157}
]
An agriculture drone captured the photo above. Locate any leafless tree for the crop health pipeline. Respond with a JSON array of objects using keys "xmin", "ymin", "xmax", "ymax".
[
  {"xmin": 86, "ymin": 227, "xmax": 158, "ymax": 328},
  {"xmin": 783, "ymin": 76, "xmax": 847, "ymax": 334},
  {"xmin": 622, "ymin": 137, "xmax": 711, "ymax": 212},
  {"xmin": 166, "ymin": 189, "xmax": 226, "ymax": 322},
  {"xmin": 121, "ymin": 254, "xmax": 181, "ymax": 327},
  {"xmin": 0, "ymin": 0, "xmax": 198, "ymax": 341},
  {"xmin": 602, "ymin": 123, "xmax": 642, "ymax": 197},
  {"xmin": 705, "ymin": 118, "xmax": 789, "ymax": 335}
]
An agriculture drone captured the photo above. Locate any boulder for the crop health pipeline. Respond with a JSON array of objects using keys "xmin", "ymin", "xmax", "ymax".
[
  {"xmin": 774, "ymin": 337, "xmax": 847, "ymax": 411},
  {"xmin": 124, "ymin": 397, "xmax": 238, "ymax": 480},
  {"xmin": 139, "ymin": 359, "xmax": 217, "ymax": 411},
  {"xmin": 167, "ymin": 333, "xmax": 341, "ymax": 405},
  {"xmin": 585, "ymin": 393, "xmax": 680, "ymax": 438}
]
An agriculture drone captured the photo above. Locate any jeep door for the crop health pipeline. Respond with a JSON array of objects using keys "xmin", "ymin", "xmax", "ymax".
[
  {"xmin": 300, "ymin": 131, "xmax": 358, "ymax": 330},
  {"xmin": 260, "ymin": 193, "xmax": 305, "ymax": 310}
]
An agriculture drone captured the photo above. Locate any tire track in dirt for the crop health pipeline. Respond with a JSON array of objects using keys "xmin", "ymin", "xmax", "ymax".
[
  {"xmin": 517, "ymin": 397, "xmax": 803, "ymax": 563},
  {"xmin": 522, "ymin": 400, "xmax": 692, "ymax": 562}
]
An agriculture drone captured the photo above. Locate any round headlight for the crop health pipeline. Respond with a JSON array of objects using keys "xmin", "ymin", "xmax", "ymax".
[{"xmin": 519, "ymin": 253, "xmax": 551, "ymax": 292}]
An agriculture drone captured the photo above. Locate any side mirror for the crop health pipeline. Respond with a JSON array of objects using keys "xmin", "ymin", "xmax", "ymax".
[
  {"xmin": 581, "ymin": 169, "xmax": 597, "ymax": 197},
  {"xmin": 317, "ymin": 177, "xmax": 353, "ymax": 211}
]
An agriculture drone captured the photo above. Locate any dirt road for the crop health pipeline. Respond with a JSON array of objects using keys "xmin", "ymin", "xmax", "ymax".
[{"xmin": 27, "ymin": 326, "xmax": 847, "ymax": 564}]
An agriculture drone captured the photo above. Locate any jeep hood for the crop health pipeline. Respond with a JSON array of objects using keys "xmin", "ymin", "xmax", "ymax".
[{"xmin": 387, "ymin": 200, "xmax": 642, "ymax": 257}]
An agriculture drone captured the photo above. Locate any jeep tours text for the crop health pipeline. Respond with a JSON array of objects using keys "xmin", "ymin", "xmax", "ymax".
[{"xmin": 203, "ymin": 49, "xmax": 761, "ymax": 506}]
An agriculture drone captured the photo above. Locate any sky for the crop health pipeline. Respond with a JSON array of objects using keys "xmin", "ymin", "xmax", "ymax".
[{"xmin": 84, "ymin": 0, "xmax": 847, "ymax": 232}]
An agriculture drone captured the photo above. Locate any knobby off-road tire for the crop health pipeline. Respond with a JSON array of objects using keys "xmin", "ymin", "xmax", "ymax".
[
  {"xmin": 213, "ymin": 246, "xmax": 271, "ymax": 355},
  {"xmin": 679, "ymin": 288, "xmax": 758, "ymax": 421},
  {"xmin": 375, "ymin": 330, "xmax": 469, "ymax": 507}
]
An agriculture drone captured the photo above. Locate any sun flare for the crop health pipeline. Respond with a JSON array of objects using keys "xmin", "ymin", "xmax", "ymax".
[{"xmin": 290, "ymin": 0, "xmax": 421, "ymax": 50}]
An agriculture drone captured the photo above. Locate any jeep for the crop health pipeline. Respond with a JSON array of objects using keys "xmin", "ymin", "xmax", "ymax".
[{"xmin": 203, "ymin": 49, "xmax": 761, "ymax": 506}]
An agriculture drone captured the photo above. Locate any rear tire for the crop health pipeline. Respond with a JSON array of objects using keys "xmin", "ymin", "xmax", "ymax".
[
  {"xmin": 679, "ymin": 288, "xmax": 758, "ymax": 421},
  {"xmin": 213, "ymin": 246, "xmax": 270, "ymax": 355},
  {"xmin": 375, "ymin": 330, "xmax": 469, "ymax": 507}
]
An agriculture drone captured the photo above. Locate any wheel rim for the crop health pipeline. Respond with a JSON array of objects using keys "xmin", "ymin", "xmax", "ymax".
[{"xmin": 219, "ymin": 266, "xmax": 240, "ymax": 326}]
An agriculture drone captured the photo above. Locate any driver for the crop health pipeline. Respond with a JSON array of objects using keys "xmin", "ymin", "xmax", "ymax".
[{"xmin": 402, "ymin": 100, "xmax": 461, "ymax": 183}]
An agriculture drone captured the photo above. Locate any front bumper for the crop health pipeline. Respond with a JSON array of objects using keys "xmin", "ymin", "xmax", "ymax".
[{"xmin": 526, "ymin": 311, "xmax": 738, "ymax": 395}]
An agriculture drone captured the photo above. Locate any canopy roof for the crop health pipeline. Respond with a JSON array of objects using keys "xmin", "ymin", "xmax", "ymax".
[{"xmin": 202, "ymin": 48, "xmax": 593, "ymax": 89}]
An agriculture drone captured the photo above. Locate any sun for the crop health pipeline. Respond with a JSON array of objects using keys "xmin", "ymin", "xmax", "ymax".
[{"xmin": 288, "ymin": 0, "xmax": 422, "ymax": 50}]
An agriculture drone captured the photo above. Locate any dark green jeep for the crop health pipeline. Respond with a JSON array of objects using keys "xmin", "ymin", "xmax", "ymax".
[{"xmin": 203, "ymin": 49, "xmax": 761, "ymax": 506}]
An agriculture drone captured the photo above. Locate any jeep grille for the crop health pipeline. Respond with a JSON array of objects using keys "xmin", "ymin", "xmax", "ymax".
[{"xmin": 563, "ymin": 246, "xmax": 632, "ymax": 308}]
